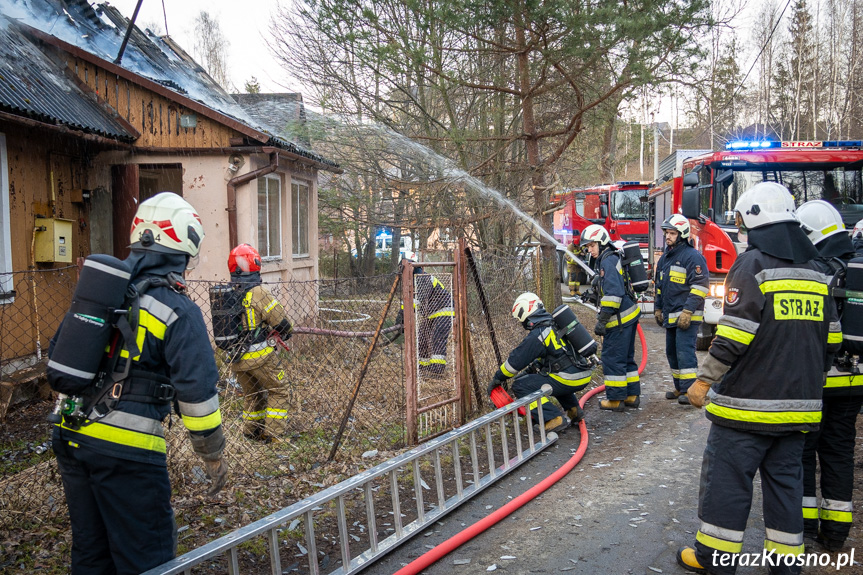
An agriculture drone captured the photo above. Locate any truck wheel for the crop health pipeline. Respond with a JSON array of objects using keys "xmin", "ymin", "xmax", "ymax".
[{"xmin": 696, "ymin": 324, "xmax": 715, "ymax": 351}]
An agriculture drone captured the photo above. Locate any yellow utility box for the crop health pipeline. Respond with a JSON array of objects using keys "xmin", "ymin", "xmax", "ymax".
[{"xmin": 34, "ymin": 218, "xmax": 73, "ymax": 263}]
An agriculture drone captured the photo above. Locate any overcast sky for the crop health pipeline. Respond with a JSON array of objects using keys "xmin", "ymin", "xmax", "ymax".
[{"xmin": 109, "ymin": 0, "xmax": 295, "ymax": 95}]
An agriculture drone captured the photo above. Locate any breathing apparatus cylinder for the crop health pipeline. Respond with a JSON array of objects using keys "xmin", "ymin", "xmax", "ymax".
[
  {"xmin": 47, "ymin": 254, "xmax": 132, "ymax": 395},
  {"xmin": 552, "ymin": 304, "xmax": 599, "ymax": 361},
  {"xmin": 620, "ymin": 241, "xmax": 649, "ymax": 293},
  {"xmin": 209, "ymin": 284, "xmax": 244, "ymax": 352},
  {"xmin": 841, "ymin": 260, "xmax": 863, "ymax": 356}
]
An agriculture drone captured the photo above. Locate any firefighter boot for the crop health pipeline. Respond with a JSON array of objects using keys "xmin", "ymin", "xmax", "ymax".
[
  {"xmin": 624, "ymin": 395, "xmax": 641, "ymax": 408},
  {"xmin": 566, "ymin": 405, "xmax": 585, "ymax": 424},
  {"xmin": 676, "ymin": 547, "xmax": 706, "ymax": 574},
  {"xmin": 599, "ymin": 399, "xmax": 625, "ymax": 412},
  {"xmin": 542, "ymin": 416, "xmax": 570, "ymax": 434},
  {"xmin": 678, "ymin": 394, "xmax": 691, "ymax": 405},
  {"xmin": 665, "ymin": 390, "xmax": 682, "ymax": 400}
]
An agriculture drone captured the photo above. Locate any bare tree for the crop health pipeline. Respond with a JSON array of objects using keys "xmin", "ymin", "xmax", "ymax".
[{"xmin": 193, "ymin": 11, "xmax": 231, "ymax": 91}]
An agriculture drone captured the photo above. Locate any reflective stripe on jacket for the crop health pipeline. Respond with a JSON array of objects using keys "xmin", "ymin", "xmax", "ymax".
[
  {"xmin": 597, "ymin": 249, "xmax": 640, "ymax": 329},
  {"xmin": 698, "ymin": 250, "xmax": 841, "ymax": 432},
  {"xmin": 55, "ymin": 282, "xmax": 222, "ymax": 466},
  {"xmin": 234, "ymin": 284, "xmax": 290, "ymax": 367},
  {"xmin": 494, "ymin": 311, "xmax": 591, "ymax": 387},
  {"xmin": 655, "ymin": 241, "xmax": 709, "ymax": 327}
]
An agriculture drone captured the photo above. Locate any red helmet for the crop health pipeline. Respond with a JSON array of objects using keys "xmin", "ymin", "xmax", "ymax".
[{"xmin": 228, "ymin": 244, "xmax": 261, "ymax": 274}]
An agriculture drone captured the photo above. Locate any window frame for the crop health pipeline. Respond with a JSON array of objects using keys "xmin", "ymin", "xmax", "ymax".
[
  {"xmin": 0, "ymin": 133, "xmax": 12, "ymax": 304},
  {"xmin": 257, "ymin": 174, "xmax": 282, "ymax": 261},
  {"xmin": 292, "ymin": 179, "xmax": 311, "ymax": 259}
]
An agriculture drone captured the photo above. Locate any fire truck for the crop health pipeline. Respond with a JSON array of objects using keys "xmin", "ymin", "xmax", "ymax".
[
  {"xmin": 649, "ymin": 139, "xmax": 863, "ymax": 349},
  {"xmin": 553, "ymin": 181, "xmax": 651, "ymax": 285}
]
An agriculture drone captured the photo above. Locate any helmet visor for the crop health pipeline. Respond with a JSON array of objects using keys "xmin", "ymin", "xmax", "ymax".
[
  {"xmin": 735, "ymin": 211, "xmax": 747, "ymax": 234},
  {"xmin": 186, "ymin": 254, "xmax": 200, "ymax": 270}
]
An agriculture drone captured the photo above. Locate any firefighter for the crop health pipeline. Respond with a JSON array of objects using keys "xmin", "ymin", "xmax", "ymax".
[
  {"xmin": 487, "ymin": 292, "xmax": 592, "ymax": 432},
  {"xmin": 566, "ymin": 237, "xmax": 582, "ymax": 296},
  {"xmin": 654, "ymin": 214, "xmax": 709, "ymax": 405},
  {"xmin": 396, "ymin": 262, "xmax": 454, "ymax": 376},
  {"xmin": 797, "ymin": 200, "xmax": 863, "ymax": 551},
  {"xmin": 51, "ymin": 192, "xmax": 227, "ymax": 574},
  {"xmin": 580, "ymin": 224, "xmax": 641, "ymax": 411},
  {"xmin": 677, "ymin": 183, "xmax": 841, "ymax": 575},
  {"xmin": 228, "ymin": 244, "xmax": 294, "ymax": 443}
]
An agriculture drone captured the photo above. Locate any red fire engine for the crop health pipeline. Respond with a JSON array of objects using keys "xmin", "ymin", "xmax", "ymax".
[
  {"xmin": 649, "ymin": 139, "xmax": 863, "ymax": 348},
  {"xmin": 553, "ymin": 181, "xmax": 651, "ymax": 246}
]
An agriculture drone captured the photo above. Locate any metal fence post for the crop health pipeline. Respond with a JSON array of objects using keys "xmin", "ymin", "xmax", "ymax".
[
  {"xmin": 402, "ymin": 262, "xmax": 418, "ymax": 445},
  {"xmin": 454, "ymin": 239, "xmax": 469, "ymax": 424}
]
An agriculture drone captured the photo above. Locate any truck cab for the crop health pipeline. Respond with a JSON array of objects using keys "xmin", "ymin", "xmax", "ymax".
[{"xmin": 651, "ymin": 139, "xmax": 863, "ymax": 349}]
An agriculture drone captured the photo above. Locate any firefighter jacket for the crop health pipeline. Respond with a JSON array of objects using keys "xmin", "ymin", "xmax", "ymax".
[
  {"xmin": 400, "ymin": 274, "xmax": 454, "ymax": 320},
  {"xmin": 492, "ymin": 311, "xmax": 592, "ymax": 387},
  {"xmin": 812, "ymin": 256, "xmax": 863, "ymax": 399},
  {"xmin": 54, "ymin": 281, "xmax": 223, "ymax": 466},
  {"xmin": 233, "ymin": 284, "xmax": 292, "ymax": 371},
  {"xmin": 596, "ymin": 248, "xmax": 641, "ymax": 329},
  {"xmin": 697, "ymin": 249, "xmax": 842, "ymax": 433},
  {"xmin": 655, "ymin": 241, "xmax": 709, "ymax": 328}
]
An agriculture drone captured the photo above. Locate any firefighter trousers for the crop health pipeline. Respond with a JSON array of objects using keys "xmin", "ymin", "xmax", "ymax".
[
  {"xmin": 665, "ymin": 323, "xmax": 699, "ymax": 393},
  {"xmin": 601, "ymin": 322, "xmax": 640, "ymax": 401},
  {"xmin": 418, "ymin": 316, "xmax": 452, "ymax": 375},
  {"xmin": 233, "ymin": 351, "xmax": 290, "ymax": 436},
  {"xmin": 802, "ymin": 394, "xmax": 863, "ymax": 544},
  {"xmin": 695, "ymin": 424, "xmax": 805, "ymax": 575},
  {"xmin": 511, "ymin": 373, "xmax": 585, "ymax": 425},
  {"xmin": 53, "ymin": 437, "xmax": 176, "ymax": 574}
]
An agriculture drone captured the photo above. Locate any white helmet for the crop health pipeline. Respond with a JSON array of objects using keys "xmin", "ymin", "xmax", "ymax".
[
  {"xmin": 797, "ymin": 200, "xmax": 846, "ymax": 245},
  {"xmin": 130, "ymin": 192, "xmax": 205, "ymax": 257},
  {"xmin": 512, "ymin": 292, "xmax": 543, "ymax": 322},
  {"xmin": 733, "ymin": 182, "xmax": 797, "ymax": 231},
  {"xmin": 661, "ymin": 214, "xmax": 690, "ymax": 240},
  {"xmin": 579, "ymin": 224, "xmax": 611, "ymax": 247},
  {"xmin": 852, "ymin": 218, "xmax": 863, "ymax": 240}
]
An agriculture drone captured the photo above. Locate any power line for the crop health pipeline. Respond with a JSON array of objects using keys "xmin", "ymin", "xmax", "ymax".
[{"xmin": 684, "ymin": 0, "xmax": 794, "ymax": 147}]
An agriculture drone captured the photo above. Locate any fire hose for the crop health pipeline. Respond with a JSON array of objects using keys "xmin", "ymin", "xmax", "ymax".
[{"xmin": 393, "ymin": 320, "xmax": 648, "ymax": 575}]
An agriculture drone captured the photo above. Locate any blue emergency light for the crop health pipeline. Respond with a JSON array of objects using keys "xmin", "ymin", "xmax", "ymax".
[
  {"xmin": 616, "ymin": 181, "xmax": 641, "ymax": 185},
  {"xmin": 725, "ymin": 140, "xmax": 778, "ymax": 150}
]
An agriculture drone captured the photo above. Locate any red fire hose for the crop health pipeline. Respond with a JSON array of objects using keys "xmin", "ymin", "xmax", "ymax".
[{"xmin": 393, "ymin": 322, "xmax": 648, "ymax": 575}]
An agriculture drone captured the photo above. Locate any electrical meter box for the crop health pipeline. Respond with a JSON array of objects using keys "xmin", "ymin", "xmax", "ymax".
[{"xmin": 34, "ymin": 218, "xmax": 73, "ymax": 263}]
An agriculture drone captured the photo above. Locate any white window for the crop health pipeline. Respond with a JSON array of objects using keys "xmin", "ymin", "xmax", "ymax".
[
  {"xmin": 292, "ymin": 180, "xmax": 310, "ymax": 258},
  {"xmin": 0, "ymin": 133, "xmax": 12, "ymax": 303},
  {"xmin": 257, "ymin": 175, "xmax": 282, "ymax": 260}
]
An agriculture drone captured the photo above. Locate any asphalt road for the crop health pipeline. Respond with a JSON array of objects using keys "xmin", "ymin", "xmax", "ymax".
[{"xmin": 364, "ymin": 320, "xmax": 863, "ymax": 575}]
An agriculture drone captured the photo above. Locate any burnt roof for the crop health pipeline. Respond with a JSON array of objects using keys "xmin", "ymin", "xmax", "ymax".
[{"xmin": 0, "ymin": 22, "xmax": 136, "ymax": 141}]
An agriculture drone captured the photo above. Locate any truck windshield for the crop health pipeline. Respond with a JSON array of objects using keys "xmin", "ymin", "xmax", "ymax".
[
  {"xmin": 714, "ymin": 167, "xmax": 863, "ymax": 226},
  {"xmin": 611, "ymin": 189, "xmax": 648, "ymax": 220}
]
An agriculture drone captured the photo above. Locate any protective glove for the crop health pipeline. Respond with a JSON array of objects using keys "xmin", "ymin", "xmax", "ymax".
[
  {"xmin": 487, "ymin": 378, "xmax": 504, "ymax": 396},
  {"xmin": 688, "ymin": 379, "xmax": 713, "ymax": 408},
  {"xmin": 677, "ymin": 309, "xmax": 693, "ymax": 330},
  {"xmin": 203, "ymin": 457, "xmax": 228, "ymax": 496},
  {"xmin": 654, "ymin": 310, "xmax": 664, "ymax": 327},
  {"xmin": 594, "ymin": 311, "xmax": 612, "ymax": 336}
]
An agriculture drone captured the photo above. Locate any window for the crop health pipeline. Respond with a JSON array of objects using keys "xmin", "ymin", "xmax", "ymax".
[
  {"xmin": 257, "ymin": 175, "xmax": 281, "ymax": 259},
  {"xmin": 292, "ymin": 180, "xmax": 310, "ymax": 257},
  {"xmin": 610, "ymin": 190, "xmax": 648, "ymax": 220},
  {"xmin": 0, "ymin": 133, "xmax": 12, "ymax": 303}
]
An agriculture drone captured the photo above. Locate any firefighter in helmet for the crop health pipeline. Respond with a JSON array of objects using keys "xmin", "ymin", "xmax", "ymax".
[
  {"xmin": 580, "ymin": 224, "xmax": 641, "ymax": 411},
  {"xmin": 851, "ymin": 217, "xmax": 863, "ymax": 256},
  {"xmin": 677, "ymin": 183, "xmax": 841, "ymax": 575},
  {"xmin": 52, "ymin": 192, "xmax": 227, "ymax": 573},
  {"xmin": 797, "ymin": 200, "xmax": 862, "ymax": 551},
  {"xmin": 566, "ymin": 237, "xmax": 582, "ymax": 296},
  {"xmin": 487, "ymin": 292, "xmax": 592, "ymax": 432},
  {"xmin": 654, "ymin": 214, "xmax": 709, "ymax": 404},
  {"xmin": 227, "ymin": 244, "xmax": 294, "ymax": 443}
]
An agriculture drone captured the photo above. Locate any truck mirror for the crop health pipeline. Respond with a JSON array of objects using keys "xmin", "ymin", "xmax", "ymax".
[
  {"xmin": 600, "ymin": 204, "xmax": 608, "ymax": 219},
  {"xmin": 683, "ymin": 173, "xmax": 699, "ymax": 188},
  {"xmin": 682, "ymin": 187, "xmax": 700, "ymax": 219}
]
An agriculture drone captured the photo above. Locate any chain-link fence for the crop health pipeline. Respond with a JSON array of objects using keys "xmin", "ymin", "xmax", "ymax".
[{"xmin": 0, "ymin": 248, "xmax": 602, "ymax": 569}]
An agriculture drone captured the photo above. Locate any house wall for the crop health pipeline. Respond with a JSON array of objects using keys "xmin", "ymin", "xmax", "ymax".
[
  {"xmin": 68, "ymin": 54, "xmax": 240, "ymax": 149},
  {"xmin": 0, "ymin": 120, "xmax": 98, "ymax": 361}
]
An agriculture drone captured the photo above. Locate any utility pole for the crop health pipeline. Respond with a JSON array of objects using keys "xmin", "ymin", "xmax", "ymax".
[{"xmin": 653, "ymin": 115, "xmax": 659, "ymax": 181}]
